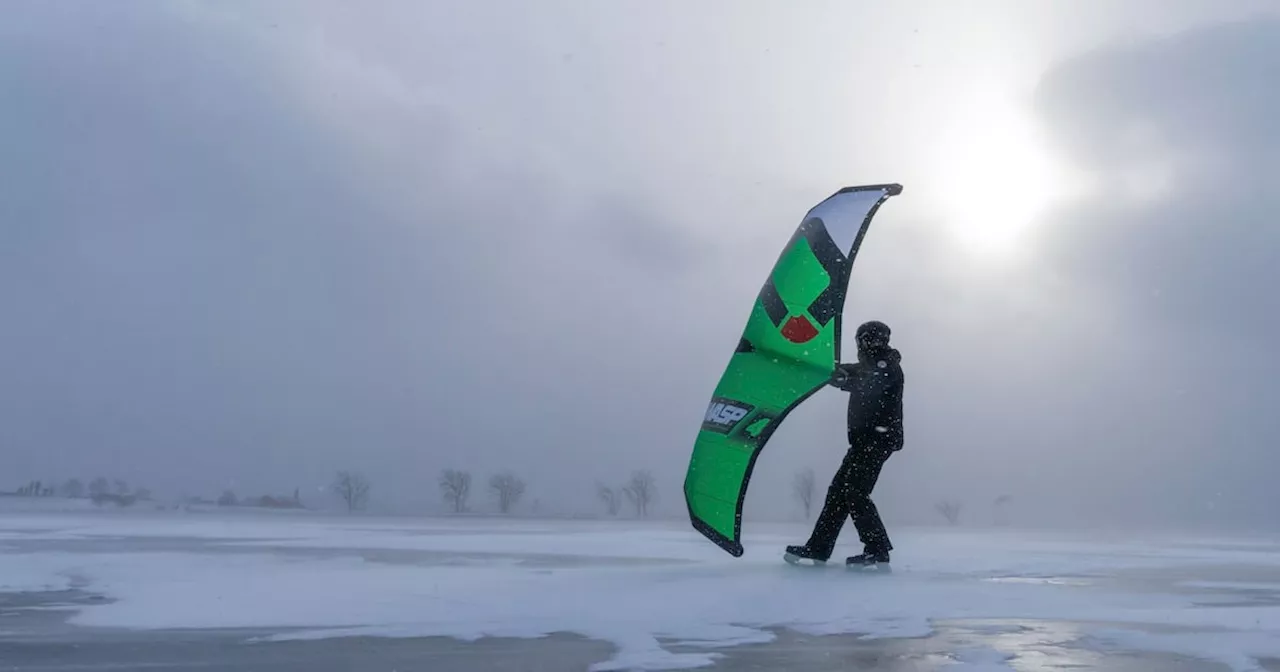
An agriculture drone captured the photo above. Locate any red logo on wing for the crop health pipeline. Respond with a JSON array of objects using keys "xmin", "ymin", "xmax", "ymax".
[{"xmin": 780, "ymin": 315, "xmax": 818, "ymax": 343}]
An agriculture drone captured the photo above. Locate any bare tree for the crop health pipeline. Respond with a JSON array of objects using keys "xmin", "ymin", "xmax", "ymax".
[
  {"xmin": 88, "ymin": 477, "xmax": 109, "ymax": 497},
  {"xmin": 489, "ymin": 472, "xmax": 526, "ymax": 514},
  {"xmin": 62, "ymin": 479, "xmax": 85, "ymax": 499},
  {"xmin": 439, "ymin": 469, "xmax": 472, "ymax": 513},
  {"xmin": 793, "ymin": 468, "xmax": 816, "ymax": 519},
  {"xmin": 113, "ymin": 479, "xmax": 130, "ymax": 496},
  {"xmin": 992, "ymin": 494, "xmax": 1012, "ymax": 526},
  {"xmin": 623, "ymin": 470, "xmax": 657, "ymax": 517},
  {"xmin": 332, "ymin": 471, "xmax": 371, "ymax": 512},
  {"xmin": 935, "ymin": 500, "xmax": 963, "ymax": 525},
  {"xmin": 218, "ymin": 490, "xmax": 238, "ymax": 507},
  {"xmin": 597, "ymin": 483, "xmax": 621, "ymax": 516}
]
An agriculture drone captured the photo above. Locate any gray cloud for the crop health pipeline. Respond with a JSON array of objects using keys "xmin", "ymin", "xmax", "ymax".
[
  {"xmin": 1025, "ymin": 17, "xmax": 1280, "ymax": 526},
  {"xmin": 4, "ymin": 2, "xmax": 1279, "ymax": 533},
  {"xmin": 0, "ymin": 3, "xmax": 470, "ymax": 500},
  {"xmin": 0, "ymin": 2, "xmax": 731, "ymax": 512},
  {"xmin": 1036, "ymin": 16, "xmax": 1280, "ymax": 332}
]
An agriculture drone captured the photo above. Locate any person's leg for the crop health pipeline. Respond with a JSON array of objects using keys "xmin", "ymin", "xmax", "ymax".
[
  {"xmin": 846, "ymin": 444, "xmax": 893, "ymax": 557},
  {"xmin": 790, "ymin": 451, "xmax": 856, "ymax": 560}
]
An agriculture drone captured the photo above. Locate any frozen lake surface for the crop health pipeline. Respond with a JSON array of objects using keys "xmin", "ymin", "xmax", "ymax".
[{"xmin": 4, "ymin": 508, "xmax": 1280, "ymax": 670}]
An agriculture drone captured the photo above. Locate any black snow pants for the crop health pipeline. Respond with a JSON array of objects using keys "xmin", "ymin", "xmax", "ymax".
[{"xmin": 803, "ymin": 438, "xmax": 894, "ymax": 559}]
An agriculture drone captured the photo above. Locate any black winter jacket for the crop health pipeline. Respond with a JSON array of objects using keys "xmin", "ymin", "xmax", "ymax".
[{"xmin": 829, "ymin": 346, "xmax": 904, "ymax": 450}]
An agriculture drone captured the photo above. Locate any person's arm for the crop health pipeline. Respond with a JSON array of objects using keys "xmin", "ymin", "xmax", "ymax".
[{"xmin": 828, "ymin": 362, "xmax": 859, "ymax": 391}]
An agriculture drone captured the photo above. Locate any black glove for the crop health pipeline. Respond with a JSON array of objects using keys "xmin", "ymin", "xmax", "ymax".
[{"xmin": 829, "ymin": 363, "xmax": 855, "ymax": 386}]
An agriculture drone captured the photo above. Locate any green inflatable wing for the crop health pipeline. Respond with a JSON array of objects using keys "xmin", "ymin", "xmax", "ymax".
[{"xmin": 683, "ymin": 183, "xmax": 903, "ymax": 556}]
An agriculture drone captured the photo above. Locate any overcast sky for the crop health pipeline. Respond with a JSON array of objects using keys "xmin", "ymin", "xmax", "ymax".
[{"xmin": 3, "ymin": 1, "xmax": 1279, "ymax": 531}]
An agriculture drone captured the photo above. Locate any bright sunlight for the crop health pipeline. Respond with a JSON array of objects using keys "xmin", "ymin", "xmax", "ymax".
[{"xmin": 927, "ymin": 94, "xmax": 1074, "ymax": 259}]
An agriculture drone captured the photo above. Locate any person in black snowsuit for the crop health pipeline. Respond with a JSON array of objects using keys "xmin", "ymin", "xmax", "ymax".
[{"xmin": 786, "ymin": 320, "xmax": 903, "ymax": 567}]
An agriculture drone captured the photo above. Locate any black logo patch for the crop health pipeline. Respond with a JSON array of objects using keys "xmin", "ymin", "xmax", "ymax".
[{"xmin": 702, "ymin": 397, "xmax": 754, "ymax": 434}]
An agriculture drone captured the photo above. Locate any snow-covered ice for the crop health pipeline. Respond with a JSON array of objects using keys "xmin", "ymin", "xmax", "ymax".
[
  {"xmin": 0, "ymin": 555, "xmax": 74, "ymax": 593},
  {"xmin": 943, "ymin": 646, "xmax": 1015, "ymax": 671},
  {"xmin": 3, "ymin": 511, "xmax": 1280, "ymax": 670}
]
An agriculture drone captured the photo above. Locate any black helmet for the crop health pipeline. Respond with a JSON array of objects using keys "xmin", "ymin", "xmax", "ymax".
[{"xmin": 855, "ymin": 320, "xmax": 891, "ymax": 344}]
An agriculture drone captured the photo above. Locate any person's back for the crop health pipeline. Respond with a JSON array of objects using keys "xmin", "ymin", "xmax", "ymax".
[{"xmin": 833, "ymin": 329, "xmax": 904, "ymax": 450}]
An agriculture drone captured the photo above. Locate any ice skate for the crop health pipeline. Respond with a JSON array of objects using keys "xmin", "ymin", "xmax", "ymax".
[{"xmin": 783, "ymin": 544, "xmax": 830, "ymax": 566}]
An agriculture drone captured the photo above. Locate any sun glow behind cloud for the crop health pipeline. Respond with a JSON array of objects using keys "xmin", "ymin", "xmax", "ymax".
[{"xmin": 924, "ymin": 91, "xmax": 1082, "ymax": 260}]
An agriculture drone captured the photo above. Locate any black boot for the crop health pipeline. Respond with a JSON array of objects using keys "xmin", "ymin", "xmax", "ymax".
[{"xmin": 784, "ymin": 544, "xmax": 830, "ymax": 564}]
